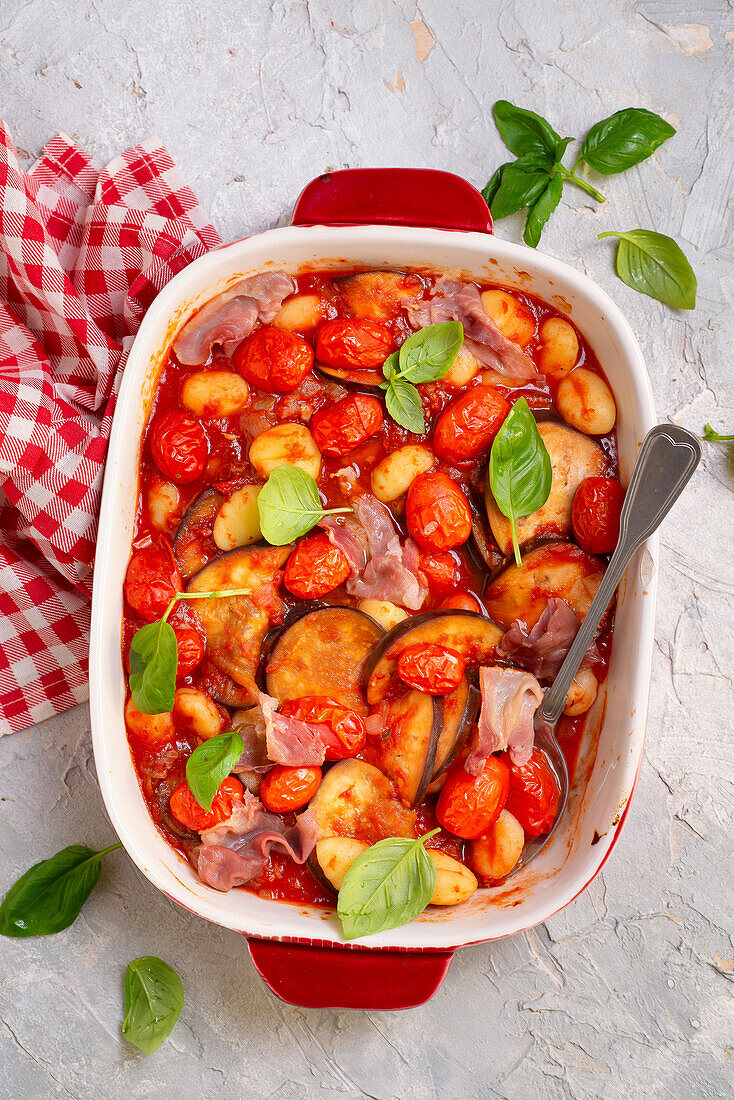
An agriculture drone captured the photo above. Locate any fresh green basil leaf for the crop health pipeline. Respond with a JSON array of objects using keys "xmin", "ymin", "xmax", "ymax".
[
  {"xmin": 554, "ymin": 135, "xmax": 574, "ymax": 162},
  {"xmin": 578, "ymin": 108, "xmax": 675, "ymax": 175},
  {"xmin": 186, "ymin": 729, "xmax": 245, "ymax": 812},
  {"xmin": 382, "ymin": 350, "xmax": 400, "ymax": 380},
  {"xmin": 494, "ymin": 100, "xmax": 567, "ymax": 162},
  {"xmin": 599, "ymin": 229, "xmax": 696, "ymax": 310},
  {"xmin": 129, "ymin": 619, "xmax": 177, "ymax": 715},
  {"xmin": 489, "ymin": 397, "xmax": 552, "ymax": 566},
  {"xmin": 489, "ymin": 158, "xmax": 554, "ymax": 221},
  {"xmin": 337, "ymin": 830, "xmax": 439, "ymax": 940},
  {"xmin": 257, "ymin": 465, "xmax": 350, "ymax": 545},
  {"xmin": 703, "ymin": 424, "xmax": 734, "ymax": 442},
  {"xmin": 385, "ymin": 379, "xmax": 425, "ymax": 434},
  {"xmin": 523, "ymin": 173, "xmax": 563, "ymax": 248},
  {"xmin": 396, "ymin": 321, "xmax": 464, "ymax": 383},
  {"xmin": 122, "ymin": 956, "xmax": 184, "ymax": 1055},
  {"xmin": 0, "ymin": 842, "xmax": 122, "ymax": 937},
  {"xmin": 481, "ymin": 162, "xmax": 508, "ymax": 207}
]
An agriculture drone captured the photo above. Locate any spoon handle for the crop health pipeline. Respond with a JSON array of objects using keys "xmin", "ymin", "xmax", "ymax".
[{"xmin": 540, "ymin": 423, "xmax": 701, "ymax": 725}]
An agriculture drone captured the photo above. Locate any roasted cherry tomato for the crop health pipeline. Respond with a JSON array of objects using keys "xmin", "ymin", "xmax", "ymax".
[
  {"xmin": 173, "ymin": 625, "xmax": 205, "ymax": 678},
  {"xmin": 503, "ymin": 749, "xmax": 560, "ymax": 838},
  {"xmin": 124, "ymin": 543, "xmax": 182, "ymax": 621},
  {"xmin": 169, "ymin": 775, "xmax": 243, "ymax": 832},
  {"xmin": 280, "ymin": 696, "xmax": 366, "ymax": 760},
  {"xmin": 234, "ymin": 325, "xmax": 314, "ymax": 393},
  {"xmin": 433, "ymin": 385, "xmax": 510, "ymax": 463},
  {"xmin": 311, "ymin": 393, "xmax": 384, "ymax": 457},
  {"xmin": 150, "ymin": 409, "xmax": 208, "ymax": 484},
  {"xmin": 440, "ymin": 593, "xmax": 482, "ymax": 613},
  {"xmin": 419, "ymin": 550, "xmax": 460, "ymax": 592},
  {"xmin": 283, "ymin": 533, "xmax": 351, "ymax": 599},
  {"xmin": 406, "ymin": 471, "xmax": 472, "ymax": 551},
  {"xmin": 259, "ymin": 765, "xmax": 322, "ymax": 812},
  {"xmin": 315, "ymin": 319, "xmax": 394, "ymax": 369},
  {"xmin": 436, "ymin": 754, "xmax": 510, "ymax": 839},
  {"xmin": 397, "ymin": 643, "xmax": 466, "ymax": 695},
  {"xmin": 572, "ymin": 476, "xmax": 625, "ymax": 555}
]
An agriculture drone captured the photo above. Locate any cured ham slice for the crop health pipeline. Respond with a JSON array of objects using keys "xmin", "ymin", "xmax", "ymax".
[
  {"xmin": 258, "ymin": 691, "xmax": 330, "ymax": 766},
  {"xmin": 466, "ymin": 666, "xmax": 544, "ymax": 773},
  {"xmin": 496, "ymin": 597, "xmax": 600, "ymax": 680}
]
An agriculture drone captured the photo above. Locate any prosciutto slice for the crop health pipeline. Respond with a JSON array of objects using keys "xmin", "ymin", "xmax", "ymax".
[
  {"xmin": 466, "ymin": 666, "xmax": 544, "ymax": 773},
  {"xmin": 496, "ymin": 597, "xmax": 600, "ymax": 681},
  {"xmin": 258, "ymin": 691, "xmax": 329, "ymax": 766},
  {"xmin": 173, "ymin": 271, "xmax": 296, "ymax": 364}
]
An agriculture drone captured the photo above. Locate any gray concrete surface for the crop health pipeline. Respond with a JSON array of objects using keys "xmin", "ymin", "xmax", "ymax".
[{"xmin": 1, "ymin": 1, "xmax": 732, "ymax": 1097}]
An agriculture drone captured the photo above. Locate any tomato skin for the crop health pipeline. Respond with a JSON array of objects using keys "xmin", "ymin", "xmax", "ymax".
[
  {"xmin": 315, "ymin": 319, "xmax": 394, "ymax": 369},
  {"xmin": 169, "ymin": 775, "xmax": 243, "ymax": 832},
  {"xmin": 234, "ymin": 326, "xmax": 314, "ymax": 393},
  {"xmin": 572, "ymin": 476, "xmax": 625, "ymax": 554},
  {"xmin": 311, "ymin": 393, "xmax": 384, "ymax": 457},
  {"xmin": 283, "ymin": 533, "xmax": 351, "ymax": 599},
  {"xmin": 503, "ymin": 749, "xmax": 560, "ymax": 837},
  {"xmin": 150, "ymin": 410, "xmax": 208, "ymax": 483},
  {"xmin": 173, "ymin": 626, "xmax": 205, "ymax": 678},
  {"xmin": 406, "ymin": 471, "xmax": 472, "ymax": 551},
  {"xmin": 259, "ymin": 765, "xmax": 322, "ymax": 812},
  {"xmin": 280, "ymin": 696, "xmax": 366, "ymax": 760},
  {"xmin": 440, "ymin": 593, "xmax": 481, "ymax": 613},
  {"xmin": 124, "ymin": 543, "xmax": 182, "ymax": 621},
  {"xmin": 397, "ymin": 643, "xmax": 465, "ymax": 695},
  {"xmin": 436, "ymin": 754, "xmax": 510, "ymax": 839},
  {"xmin": 433, "ymin": 385, "xmax": 510, "ymax": 463},
  {"xmin": 419, "ymin": 550, "xmax": 460, "ymax": 592}
]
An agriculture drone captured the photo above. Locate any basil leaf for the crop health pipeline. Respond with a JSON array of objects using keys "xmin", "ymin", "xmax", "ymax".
[
  {"xmin": 385, "ymin": 379, "xmax": 425, "ymax": 434},
  {"xmin": 337, "ymin": 831, "xmax": 439, "ymax": 940},
  {"xmin": 524, "ymin": 173, "xmax": 563, "ymax": 248},
  {"xmin": 599, "ymin": 229, "xmax": 696, "ymax": 310},
  {"xmin": 383, "ymin": 350, "xmax": 400, "ymax": 380},
  {"xmin": 703, "ymin": 424, "xmax": 734, "ymax": 442},
  {"xmin": 489, "ymin": 397, "xmax": 552, "ymax": 566},
  {"xmin": 122, "ymin": 956, "xmax": 184, "ymax": 1055},
  {"xmin": 186, "ymin": 729, "xmax": 245, "ymax": 812},
  {"xmin": 396, "ymin": 321, "xmax": 464, "ymax": 383},
  {"xmin": 481, "ymin": 162, "xmax": 508, "ymax": 207},
  {"xmin": 257, "ymin": 465, "xmax": 350, "ymax": 544},
  {"xmin": 494, "ymin": 100, "xmax": 567, "ymax": 162},
  {"xmin": 489, "ymin": 157, "xmax": 554, "ymax": 221},
  {"xmin": 129, "ymin": 619, "xmax": 177, "ymax": 715},
  {"xmin": 0, "ymin": 842, "xmax": 122, "ymax": 937},
  {"xmin": 578, "ymin": 108, "xmax": 675, "ymax": 175}
]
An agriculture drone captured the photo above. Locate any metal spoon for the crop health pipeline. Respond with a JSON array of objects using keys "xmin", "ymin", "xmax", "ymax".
[{"xmin": 508, "ymin": 423, "xmax": 701, "ymax": 876}]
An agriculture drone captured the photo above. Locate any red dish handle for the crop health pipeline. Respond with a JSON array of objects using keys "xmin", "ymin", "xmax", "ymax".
[
  {"xmin": 292, "ymin": 168, "xmax": 492, "ymax": 234},
  {"xmin": 248, "ymin": 938, "xmax": 455, "ymax": 1010}
]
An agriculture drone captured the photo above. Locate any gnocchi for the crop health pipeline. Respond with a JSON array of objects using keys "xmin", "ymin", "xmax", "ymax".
[
  {"xmin": 147, "ymin": 477, "xmax": 181, "ymax": 533},
  {"xmin": 173, "ymin": 687, "xmax": 226, "ymax": 739},
  {"xmin": 271, "ymin": 293, "xmax": 324, "ymax": 332},
  {"xmin": 481, "ymin": 288, "xmax": 535, "ymax": 346},
  {"xmin": 370, "ymin": 445, "xmax": 435, "ymax": 503},
  {"xmin": 316, "ymin": 837, "xmax": 369, "ymax": 889},
  {"xmin": 357, "ymin": 599, "xmax": 410, "ymax": 632},
  {"xmin": 426, "ymin": 849, "xmax": 479, "ymax": 905},
  {"xmin": 213, "ymin": 485, "xmax": 262, "ymax": 550},
  {"xmin": 467, "ymin": 810, "xmax": 525, "ymax": 881},
  {"xmin": 181, "ymin": 370, "xmax": 250, "ymax": 417},
  {"xmin": 249, "ymin": 423, "xmax": 322, "ymax": 480},
  {"xmin": 443, "ymin": 345, "xmax": 481, "ymax": 388},
  {"xmin": 556, "ymin": 368, "xmax": 617, "ymax": 435},
  {"xmin": 564, "ymin": 667, "xmax": 599, "ymax": 716},
  {"xmin": 537, "ymin": 317, "xmax": 579, "ymax": 380},
  {"xmin": 124, "ymin": 697, "xmax": 174, "ymax": 744}
]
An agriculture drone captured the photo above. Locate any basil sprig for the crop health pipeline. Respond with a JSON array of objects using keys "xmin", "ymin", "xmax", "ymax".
[
  {"xmin": 381, "ymin": 322, "xmax": 464, "ymax": 433},
  {"xmin": 258, "ymin": 465, "xmax": 351, "ymax": 545},
  {"xmin": 576, "ymin": 107, "xmax": 676, "ymax": 175},
  {"xmin": 186, "ymin": 729, "xmax": 245, "ymax": 811},
  {"xmin": 703, "ymin": 424, "xmax": 734, "ymax": 442},
  {"xmin": 337, "ymin": 829, "xmax": 439, "ymax": 940},
  {"xmin": 122, "ymin": 956, "xmax": 184, "ymax": 1055},
  {"xmin": 598, "ymin": 230, "xmax": 697, "ymax": 310},
  {"xmin": 489, "ymin": 398, "xmax": 552, "ymax": 567},
  {"xmin": 0, "ymin": 842, "xmax": 122, "ymax": 937}
]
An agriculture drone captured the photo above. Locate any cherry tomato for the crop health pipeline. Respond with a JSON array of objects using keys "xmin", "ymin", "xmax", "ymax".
[
  {"xmin": 280, "ymin": 696, "xmax": 366, "ymax": 760},
  {"xmin": 406, "ymin": 471, "xmax": 472, "ymax": 551},
  {"xmin": 283, "ymin": 533, "xmax": 351, "ymax": 599},
  {"xmin": 419, "ymin": 550, "xmax": 460, "ymax": 592},
  {"xmin": 440, "ymin": 593, "xmax": 481, "ymax": 613},
  {"xmin": 503, "ymin": 749, "xmax": 560, "ymax": 838},
  {"xmin": 150, "ymin": 409, "xmax": 208, "ymax": 484},
  {"xmin": 315, "ymin": 319, "xmax": 394, "ymax": 369},
  {"xmin": 572, "ymin": 476, "xmax": 625, "ymax": 554},
  {"xmin": 311, "ymin": 393, "xmax": 384, "ymax": 457},
  {"xmin": 433, "ymin": 385, "xmax": 510, "ymax": 463},
  {"xmin": 234, "ymin": 326, "xmax": 314, "ymax": 393},
  {"xmin": 259, "ymin": 765, "xmax": 322, "ymax": 812},
  {"xmin": 124, "ymin": 543, "xmax": 182, "ymax": 621},
  {"xmin": 173, "ymin": 626, "xmax": 205, "ymax": 678},
  {"xmin": 436, "ymin": 754, "xmax": 510, "ymax": 839},
  {"xmin": 397, "ymin": 643, "xmax": 466, "ymax": 695},
  {"xmin": 169, "ymin": 775, "xmax": 243, "ymax": 832}
]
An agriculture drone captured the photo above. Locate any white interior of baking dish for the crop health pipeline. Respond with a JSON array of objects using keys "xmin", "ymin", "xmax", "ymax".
[{"xmin": 90, "ymin": 226, "xmax": 658, "ymax": 950}]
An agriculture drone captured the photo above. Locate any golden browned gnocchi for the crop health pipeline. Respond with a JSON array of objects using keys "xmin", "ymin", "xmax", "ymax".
[
  {"xmin": 124, "ymin": 697, "xmax": 175, "ymax": 743},
  {"xmin": 213, "ymin": 485, "xmax": 262, "ymax": 550},
  {"xmin": 357, "ymin": 599, "xmax": 409, "ymax": 631},
  {"xmin": 271, "ymin": 294, "xmax": 325, "ymax": 332},
  {"xmin": 316, "ymin": 837, "xmax": 369, "ymax": 889},
  {"xmin": 173, "ymin": 687, "xmax": 226, "ymax": 739},
  {"xmin": 467, "ymin": 810, "xmax": 525, "ymax": 880},
  {"xmin": 443, "ymin": 345, "xmax": 481, "ymax": 387},
  {"xmin": 556, "ymin": 368, "xmax": 617, "ymax": 435},
  {"xmin": 249, "ymin": 423, "xmax": 322, "ymax": 480},
  {"xmin": 181, "ymin": 370, "xmax": 250, "ymax": 417},
  {"xmin": 370, "ymin": 444, "xmax": 435, "ymax": 503},
  {"xmin": 537, "ymin": 317, "xmax": 579, "ymax": 380},
  {"xmin": 426, "ymin": 850, "xmax": 479, "ymax": 905},
  {"xmin": 564, "ymin": 667, "xmax": 599, "ymax": 715},
  {"xmin": 147, "ymin": 477, "xmax": 181, "ymax": 533},
  {"xmin": 481, "ymin": 288, "xmax": 535, "ymax": 346}
]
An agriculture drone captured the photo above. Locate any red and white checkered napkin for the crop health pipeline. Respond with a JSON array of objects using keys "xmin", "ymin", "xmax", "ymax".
[{"xmin": 0, "ymin": 123, "xmax": 221, "ymax": 736}]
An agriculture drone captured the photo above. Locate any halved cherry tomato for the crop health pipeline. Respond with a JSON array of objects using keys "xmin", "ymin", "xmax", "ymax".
[
  {"xmin": 315, "ymin": 319, "xmax": 394, "ymax": 369},
  {"xmin": 234, "ymin": 326, "xmax": 314, "ymax": 393},
  {"xmin": 259, "ymin": 765, "xmax": 322, "ymax": 812},
  {"xmin": 169, "ymin": 775, "xmax": 243, "ymax": 832},
  {"xmin": 572, "ymin": 476, "xmax": 625, "ymax": 555},
  {"xmin": 311, "ymin": 393, "xmax": 384, "ymax": 456},
  {"xmin": 433, "ymin": 385, "xmax": 510, "ymax": 463},
  {"xmin": 150, "ymin": 409, "xmax": 208, "ymax": 483},
  {"xmin": 397, "ymin": 643, "xmax": 465, "ymax": 695},
  {"xmin": 419, "ymin": 550, "xmax": 460, "ymax": 592},
  {"xmin": 283, "ymin": 533, "xmax": 351, "ymax": 599},
  {"xmin": 173, "ymin": 625, "xmax": 205, "ymax": 678},
  {"xmin": 406, "ymin": 471, "xmax": 472, "ymax": 551},
  {"xmin": 440, "ymin": 593, "xmax": 482, "ymax": 613},
  {"xmin": 436, "ymin": 754, "xmax": 510, "ymax": 839},
  {"xmin": 124, "ymin": 543, "xmax": 182, "ymax": 621},
  {"xmin": 503, "ymin": 749, "xmax": 560, "ymax": 837},
  {"xmin": 280, "ymin": 696, "xmax": 366, "ymax": 760}
]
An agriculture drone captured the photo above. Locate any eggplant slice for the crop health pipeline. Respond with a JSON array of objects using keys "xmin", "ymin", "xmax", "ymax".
[
  {"xmin": 483, "ymin": 540, "xmax": 605, "ymax": 631},
  {"xmin": 309, "ymin": 760, "xmax": 417, "ymax": 844},
  {"xmin": 195, "ymin": 657, "xmax": 254, "ymax": 708},
  {"xmin": 266, "ymin": 606, "xmax": 383, "ymax": 715},
  {"xmin": 315, "ymin": 364, "xmax": 385, "ymax": 392},
  {"xmin": 432, "ymin": 678, "xmax": 480, "ymax": 781},
  {"xmin": 174, "ymin": 487, "xmax": 225, "ymax": 580},
  {"xmin": 363, "ymin": 610, "xmax": 503, "ymax": 705},
  {"xmin": 364, "ymin": 690, "xmax": 442, "ymax": 806}
]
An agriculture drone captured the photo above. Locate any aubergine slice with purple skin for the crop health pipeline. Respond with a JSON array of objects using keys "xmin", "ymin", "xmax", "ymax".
[
  {"xmin": 364, "ymin": 689, "xmax": 442, "ymax": 807},
  {"xmin": 174, "ymin": 487, "xmax": 225, "ymax": 581},
  {"xmin": 426, "ymin": 679, "xmax": 481, "ymax": 795},
  {"xmin": 195, "ymin": 657, "xmax": 254, "ymax": 709},
  {"xmin": 363, "ymin": 610, "xmax": 504, "ymax": 705},
  {"xmin": 315, "ymin": 365, "xmax": 385, "ymax": 392}
]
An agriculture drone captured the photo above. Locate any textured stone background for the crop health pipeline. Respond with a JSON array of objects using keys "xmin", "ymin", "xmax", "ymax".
[{"xmin": 0, "ymin": 1, "xmax": 732, "ymax": 1097}]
